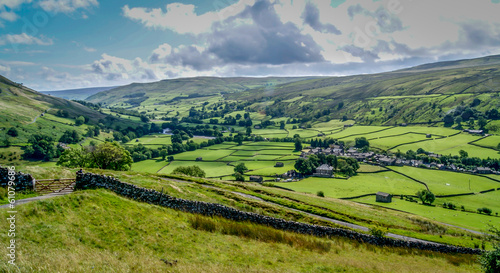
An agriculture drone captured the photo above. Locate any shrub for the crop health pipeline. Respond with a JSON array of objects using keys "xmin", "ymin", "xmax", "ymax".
[
  {"xmin": 317, "ymin": 191, "xmax": 324, "ymax": 197},
  {"xmin": 234, "ymin": 172, "xmax": 245, "ymax": 182},
  {"xmin": 369, "ymin": 226, "xmax": 386, "ymax": 238},
  {"xmin": 171, "ymin": 165, "xmax": 206, "ymax": 178}
]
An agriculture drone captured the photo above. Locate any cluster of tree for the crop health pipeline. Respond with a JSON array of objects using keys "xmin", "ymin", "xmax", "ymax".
[
  {"xmin": 57, "ymin": 142, "xmax": 133, "ymax": 171},
  {"xmin": 109, "ymin": 107, "xmax": 142, "ymax": 117},
  {"xmin": 396, "ymin": 148, "xmax": 500, "ymax": 171},
  {"xmin": 73, "ymin": 100, "xmax": 101, "ymax": 110},
  {"xmin": 416, "ymin": 189, "xmax": 435, "ymax": 205},
  {"xmin": 294, "ymin": 154, "xmax": 359, "ymax": 176},
  {"xmin": 6, "ymin": 127, "xmax": 18, "ymax": 137},
  {"xmin": 55, "ymin": 109, "xmax": 69, "ymax": 118},
  {"xmin": 126, "ymin": 137, "xmax": 226, "ymax": 162},
  {"xmin": 23, "ymin": 134, "xmax": 65, "ymax": 161},
  {"xmin": 171, "ymin": 165, "xmax": 206, "ymax": 178},
  {"xmin": 443, "ymin": 100, "xmax": 499, "ymax": 128},
  {"xmin": 309, "ymin": 138, "xmax": 339, "ymax": 148},
  {"xmin": 58, "ymin": 130, "xmax": 81, "ymax": 144},
  {"xmin": 112, "ymin": 123, "xmax": 162, "ymax": 143},
  {"xmin": 233, "ymin": 163, "xmax": 248, "ymax": 181},
  {"xmin": 162, "ymin": 122, "xmax": 224, "ymax": 137},
  {"xmin": 480, "ymin": 226, "xmax": 500, "ymax": 273}
]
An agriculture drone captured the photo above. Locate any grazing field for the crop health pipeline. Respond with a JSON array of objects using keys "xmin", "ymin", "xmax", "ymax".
[
  {"xmin": 369, "ymin": 133, "xmax": 432, "ymax": 149},
  {"xmin": 437, "ymin": 190, "xmax": 500, "ymax": 215},
  {"xmin": 131, "ymin": 158, "xmax": 167, "ymax": 173},
  {"xmin": 127, "ymin": 134, "xmax": 172, "ymax": 146},
  {"xmin": 158, "ymin": 161, "xmax": 234, "ymax": 177},
  {"xmin": 174, "ymin": 149, "xmax": 234, "ymax": 161},
  {"xmin": 277, "ymin": 172, "xmax": 425, "ymax": 198},
  {"xmin": 388, "ymin": 166, "xmax": 500, "ymax": 195},
  {"xmin": 392, "ymin": 133, "xmax": 497, "ymax": 158},
  {"xmin": 473, "ymin": 135, "xmax": 500, "ymax": 149},
  {"xmin": 353, "ymin": 195, "xmax": 499, "ymax": 232}
]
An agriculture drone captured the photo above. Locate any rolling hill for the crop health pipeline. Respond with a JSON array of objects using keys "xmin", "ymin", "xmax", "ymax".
[
  {"xmin": 40, "ymin": 86, "xmax": 117, "ymax": 100},
  {"xmin": 82, "ymin": 55, "xmax": 500, "ymax": 126},
  {"xmin": 86, "ymin": 76, "xmax": 317, "ymax": 107}
]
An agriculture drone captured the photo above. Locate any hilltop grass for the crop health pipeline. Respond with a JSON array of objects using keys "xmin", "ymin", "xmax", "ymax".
[{"xmin": 0, "ymin": 189, "xmax": 481, "ymax": 272}]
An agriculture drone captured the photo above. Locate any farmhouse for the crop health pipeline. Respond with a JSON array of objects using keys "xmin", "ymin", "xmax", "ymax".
[
  {"xmin": 379, "ymin": 157, "xmax": 396, "ymax": 166},
  {"xmin": 313, "ymin": 164, "xmax": 334, "ymax": 177},
  {"xmin": 249, "ymin": 176, "xmax": 263, "ymax": 183},
  {"xmin": 274, "ymin": 162, "xmax": 284, "ymax": 167},
  {"xmin": 464, "ymin": 129, "xmax": 484, "ymax": 135},
  {"xmin": 476, "ymin": 167, "xmax": 492, "ymax": 174},
  {"xmin": 376, "ymin": 192, "xmax": 392, "ymax": 203}
]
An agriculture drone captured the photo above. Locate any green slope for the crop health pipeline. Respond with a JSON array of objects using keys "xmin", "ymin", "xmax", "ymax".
[{"xmin": 86, "ymin": 76, "xmax": 317, "ymax": 107}]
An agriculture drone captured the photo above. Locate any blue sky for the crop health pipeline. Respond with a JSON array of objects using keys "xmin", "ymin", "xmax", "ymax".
[{"xmin": 1, "ymin": 0, "xmax": 500, "ymax": 91}]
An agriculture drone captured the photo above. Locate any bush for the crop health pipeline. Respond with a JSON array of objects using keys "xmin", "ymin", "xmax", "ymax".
[
  {"xmin": 369, "ymin": 226, "xmax": 386, "ymax": 238},
  {"xmin": 171, "ymin": 165, "xmax": 206, "ymax": 178},
  {"xmin": 316, "ymin": 191, "xmax": 324, "ymax": 197},
  {"xmin": 478, "ymin": 207, "xmax": 493, "ymax": 215},
  {"xmin": 234, "ymin": 172, "xmax": 245, "ymax": 182}
]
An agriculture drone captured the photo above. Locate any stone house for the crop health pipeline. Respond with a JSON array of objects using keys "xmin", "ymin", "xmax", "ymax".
[
  {"xmin": 313, "ymin": 164, "xmax": 334, "ymax": 177},
  {"xmin": 376, "ymin": 192, "xmax": 392, "ymax": 203},
  {"xmin": 249, "ymin": 176, "xmax": 263, "ymax": 183},
  {"xmin": 274, "ymin": 162, "xmax": 284, "ymax": 167}
]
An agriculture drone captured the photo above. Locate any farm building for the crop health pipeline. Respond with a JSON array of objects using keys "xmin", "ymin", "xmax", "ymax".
[
  {"xmin": 313, "ymin": 164, "xmax": 334, "ymax": 177},
  {"xmin": 196, "ymin": 157, "xmax": 203, "ymax": 161},
  {"xmin": 476, "ymin": 167, "xmax": 492, "ymax": 174},
  {"xmin": 426, "ymin": 134, "xmax": 432, "ymax": 138},
  {"xmin": 376, "ymin": 192, "xmax": 392, "ymax": 203},
  {"xmin": 249, "ymin": 176, "xmax": 263, "ymax": 183},
  {"xmin": 275, "ymin": 162, "xmax": 284, "ymax": 167}
]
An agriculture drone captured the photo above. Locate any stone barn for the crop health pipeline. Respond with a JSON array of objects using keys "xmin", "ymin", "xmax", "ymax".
[
  {"xmin": 275, "ymin": 162, "xmax": 284, "ymax": 167},
  {"xmin": 376, "ymin": 192, "xmax": 392, "ymax": 203},
  {"xmin": 249, "ymin": 176, "xmax": 263, "ymax": 183},
  {"xmin": 196, "ymin": 157, "xmax": 203, "ymax": 161}
]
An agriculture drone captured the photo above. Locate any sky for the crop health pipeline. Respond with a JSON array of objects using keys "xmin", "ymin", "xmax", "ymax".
[{"xmin": 1, "ymin": 0, "xmax": 500, "ymax": 91}]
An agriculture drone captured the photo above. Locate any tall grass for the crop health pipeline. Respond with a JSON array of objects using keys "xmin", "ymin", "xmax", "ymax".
[{"xmin": 190, "ymin": 214, "xmax": 333, "ymax": 253}]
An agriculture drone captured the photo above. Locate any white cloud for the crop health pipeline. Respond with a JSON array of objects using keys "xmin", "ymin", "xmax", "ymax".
[
  {"xmin": 83, "ymin": 46, "xmax": 96, "ymax": 52},
  {"xmin": 0, "ymin": 11, "xmax": 18, "ymax": 22},
  {"xmin": 0, "ymin": 64, "xmax": 11, "ymax": 74},
  {"xmin": 122, "ymin": 0, "xmax": 255, "ymax": 35},
  {"xmin": 0, "ymin": 33, "xmax": 53, "ymax": 45},
  {"xmin": 38, "ymin": 0, "xmax": 98, "ymax": 14}
]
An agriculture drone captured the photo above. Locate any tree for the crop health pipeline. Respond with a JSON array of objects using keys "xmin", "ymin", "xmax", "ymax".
[
  {"xmin": 478, "ymin": 117, "xmax": 487, "ymax": 129},
  {"xmin": 172, "ymin": 165, "xmax": 206, "ymax": 178},
  {"xmin": 459, "ymin": 149, "xmax": 468, "ymax": 158},
  {"xmin": 6, "ymin": 127, "xmax": 18, "ymax": 137},
  {"xmin": 23, "ymin": 134, "xmax": 57, "ymax": 161},
  {"xmin": 497, "ymin": 143, "xmax": 500, "ymax": 151},
  {"xmin": 246, "ymin": 127, "xmax": 252, "ymax": 136},
  {"xmin": 171, "ymin": 134, "xmax": 183, "ymax": 144},
  {"xmin": 160, "ymin": 149, "xmax": 168, "ymax": 160},
  {"xmin": 234, "ymin": 172, "xmax": 245, "ymax": 181},
  {"xmin": 416, "ymin": 189, "xmax": 435, "ymax": 205},
  {"xmin": 88, "ymin": 142, "xmax": 133, "ymax": 171},
  {"xmin": 480, "ymin": 226, "xmax": 500, "ymax": 273},
  {"xmin": 57, "ymin": 146, "xmax": 88, "ymax": 168},
  {"xmin": 294, "ymin": 158, "xmax": 313, "ymax": 175},
  {"xmin": 140, "ymin": 115, "xmax": 150, "ymax": 123},
  {"xmin": 355, "ymin": 137, "xmax": 369, "ymax": 149},
  {"xmin": 234, "ymin": 163, "xmax": 248, "ymax": 174},
  {"xmin": 443, "ymin": 114, "xmax": 454, "ymax": 127},
  {"xmin": 75, "ymin": 116, "xmax": 85, "ymax": 126},
  {"xmin": 59, "ymin": 130, "xmax": 81, "ymax": 144},
  {"xmin": 326, "ymin": 155, "xmax": 338, "ymax": 170},
  {"xmin": 294, "ymin": 138, "xmax": 303, "ymax": 151}
]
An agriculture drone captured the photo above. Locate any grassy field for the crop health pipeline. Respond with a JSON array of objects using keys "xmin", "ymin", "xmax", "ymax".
[
  {"xmin": 0, "ymin": 189, "xmax": 481, "ymax": 272},
  {"xmin": 353, "ymin": 195, "xmax": 499, "ymax": 232},
  {"xmin": 158, "ymin": 161, "xmax": 235, "ymax": 177},
  {"xmin": 473, "ymin": 135, "xmax": 500, "ymax": 149},
  {"xmin": 277, "ymin": 172, "xmax": 425, "ymax": 198},
  {"xmin": 388, "ymin": 166, "xmax": 500, "ymax": 195}
]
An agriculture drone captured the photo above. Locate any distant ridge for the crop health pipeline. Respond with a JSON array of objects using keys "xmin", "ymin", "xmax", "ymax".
[{"xmin": 41, "ymin": 86, "xmax": 118, "ymax": 100}]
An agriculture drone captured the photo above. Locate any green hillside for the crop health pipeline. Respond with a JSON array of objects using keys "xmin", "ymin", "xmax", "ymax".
[
  {"xmin": 87, "ymin": 76, "xmax": 316, "ymax": 107},
  {"xmin": 40, "ymin": 86, "xmax": 117, "ymax": 100}
]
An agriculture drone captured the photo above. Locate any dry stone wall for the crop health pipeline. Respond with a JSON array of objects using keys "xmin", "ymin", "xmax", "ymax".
[
  {"xmin": 0, "ymin": 166, "xmax": 34, "ymax": 191},
  {"xmin": 75, "ymin": 171, "xmax": 483, "ymax": 255}
]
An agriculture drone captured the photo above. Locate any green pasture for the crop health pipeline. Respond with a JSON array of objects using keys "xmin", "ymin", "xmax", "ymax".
[
  {"xmin": 174, "ymin": 149, "xmax": 234, "ymax": 161},
  {"xmin": 327, "ymin": 126, "xmax": 390, "ymax": 140},
  {"xmin": 278, "ymin": 172, "xmax": 425, "ymax": 198},
  {"xmin": 473, "ymin": 135, "xmax": 500, "ymax": 149},
  {"xmin": 157, "ymin": 161, "xmax": 234, "ymax": 177},
  {"xmin": 357, "ymin": 164, "xmax": 387, "ymax": 173},
  {"xmin": 354, "ymin": 195, "xmax": 499, "ymax": 232},
  {"xmin": 131, "ymin": 158, "xmax": 168, "ymax": 173},
  {"xmin": 437, "ymin": 190, "xmax": 500, "ymax": 216},
  {"xmin": 388, "ymin": 166, "xmax": 500, "ymax": 195},
  {"xmin": 287, "ymin": 129, "xmax": 321, "ymax": 138},
  {"xmin": 369, "ymin": 133, "xmax": 431, "ymax": 149},
  {"xmin": 392, "ymin": 133, "xmax": 498, "ymax": 158},
  {"xmin": 128, "ymin": 134, "xmax": 171, "ymax": 146}
]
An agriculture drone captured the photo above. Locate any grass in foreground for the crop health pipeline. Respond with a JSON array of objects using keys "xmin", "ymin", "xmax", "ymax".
[{"xmin": 0, "ymin": 189, "xmax": 481, "ymax": 272}]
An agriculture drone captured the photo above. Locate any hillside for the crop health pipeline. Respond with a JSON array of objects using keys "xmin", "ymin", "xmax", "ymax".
[
  {"xmin": 86, "ymin": 77, "xmax": 317, "ymax": 107},
  {"xmin": 0, "ymin": 75, "xmax": 107, "ymax": 127},
  {"xmin": 40, "ymin": 86, "xmax": 117, "ymax": 100},
  {"xmin": 0, "ymin": 166, "xmax": 483, "ymax": 272}
]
